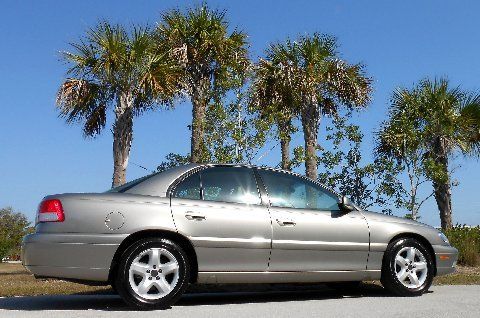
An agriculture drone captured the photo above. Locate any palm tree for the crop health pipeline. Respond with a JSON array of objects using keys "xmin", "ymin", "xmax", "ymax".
[
  {"xmin": 56, "ymin": 22, "xmax": 181, "ymax": 187},
  {"xmin": 290, "ymin": 34, "xmax": 372, "ymax": 179},
  {"xmin": 377, "ymin": 78, "xmax": 480, "ymax": 230},
  {"xmin": 250, "ymin": 49, "xmax": 298, "ymax": 170},
  {"xmin": 156, "ymin": 4, "xmax": 250, "ymax": 163}
]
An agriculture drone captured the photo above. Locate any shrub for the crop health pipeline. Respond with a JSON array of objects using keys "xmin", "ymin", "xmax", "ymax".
[
  {"xmin": 0, "ymin": 207, "xmax": 31, "ymax": 262},
  {"xmin": 444, "ymin": 225, "xmax": 480, "ymax": 267}
]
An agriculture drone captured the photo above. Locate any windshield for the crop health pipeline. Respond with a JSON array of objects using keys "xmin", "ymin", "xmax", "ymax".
[{"xmin": 106, "ymin": 171, "xmax": 160, "ymax": 193}]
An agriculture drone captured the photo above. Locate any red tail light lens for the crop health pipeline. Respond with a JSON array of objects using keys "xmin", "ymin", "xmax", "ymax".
[{"xmin": 37, "ymin": 199, "xmax": 65, "ymax": 223}]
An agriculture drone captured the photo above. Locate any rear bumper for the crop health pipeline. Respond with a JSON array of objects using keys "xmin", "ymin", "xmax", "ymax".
[
  {"xmin": 432, "ymin": 244, "xmax": 458, "ymax": 276},
  {"xmin": 22, "ymin": 233, "xmax": 127, "ymax": 282}
]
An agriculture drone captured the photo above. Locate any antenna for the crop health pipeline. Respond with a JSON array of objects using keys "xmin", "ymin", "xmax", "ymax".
[
  {"xmin": 256, "ymin": 141, "xmax": 280, "ymax": 163},
  {"xmin": 130, "ymin": 161, "xmax": 155, "ymax": 173}
]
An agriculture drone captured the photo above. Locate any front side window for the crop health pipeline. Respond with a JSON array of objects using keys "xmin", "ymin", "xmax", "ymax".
[
  {"xmin": 201, "ymin": 167, "xmax": 261, "ymax": 205},
  {"xmin": 172, "ymin": 172, "xmax": 201, "ymax": 200},
  {"xmin": 258, "ymin": 169, "xmax": 339, "ymax": 211}
]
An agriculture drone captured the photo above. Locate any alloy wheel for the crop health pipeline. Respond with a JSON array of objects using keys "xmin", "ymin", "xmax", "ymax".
[
  {"xmin": 128, "ymin": 248, "xmax": 180, "ymax": 300},
  {"xmin": 394, "ymin": 246, "xmax": 428, "ymax": 289}
]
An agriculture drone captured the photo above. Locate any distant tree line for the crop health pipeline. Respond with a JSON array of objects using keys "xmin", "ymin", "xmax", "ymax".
[{"xmin": 56, "ymin": 4, "xmax": 480, "ymax": 230}]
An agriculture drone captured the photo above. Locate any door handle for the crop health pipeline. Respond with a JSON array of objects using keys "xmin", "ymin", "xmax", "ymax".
[
  {"xmin": 276, "ymin": 218, "xmax": 296, "ymax": 226},
  {"xmin": 185, "ymin": 212, "xmax": 206, "ymax": 221}
]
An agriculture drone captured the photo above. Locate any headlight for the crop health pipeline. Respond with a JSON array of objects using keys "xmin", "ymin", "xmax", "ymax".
[{"xmin": 438, "ymin": 232, "xmax": 450, "ymax": 245}]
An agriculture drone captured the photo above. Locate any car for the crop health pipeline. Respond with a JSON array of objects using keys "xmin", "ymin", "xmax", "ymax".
[{"xmin": 22, "ymin": 164, "xmax": 458, "ymax": 309}]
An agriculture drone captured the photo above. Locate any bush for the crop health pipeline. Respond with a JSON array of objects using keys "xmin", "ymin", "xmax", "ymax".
[
  {"xmin": 444, "ymin": 225, "xmax": 480, "ymax": 267},
  {"xmin": 0, "ymin": 207, "xmax": 32, "ymax": 262}
]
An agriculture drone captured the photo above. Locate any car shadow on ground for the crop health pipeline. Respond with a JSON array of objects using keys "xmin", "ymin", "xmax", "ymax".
[{"xmin": 0, "ymin": 283, "xmax": 399, "ymax": 311}]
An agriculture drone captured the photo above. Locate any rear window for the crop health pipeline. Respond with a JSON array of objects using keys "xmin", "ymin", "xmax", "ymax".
[{"xmin": 106, "ymin": 172, "xmax": 160, "ymax": 193}]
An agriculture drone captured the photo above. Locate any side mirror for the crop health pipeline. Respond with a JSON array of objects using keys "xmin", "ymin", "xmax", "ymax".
[{"xmin": 338, "ymin": 196, "xmax": 355, "ymax": 212}]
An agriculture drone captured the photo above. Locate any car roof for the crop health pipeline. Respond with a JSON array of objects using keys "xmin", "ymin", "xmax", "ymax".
[{"xmin": 124, "ymin": 162, "xmax": 340, "ymax": 198}]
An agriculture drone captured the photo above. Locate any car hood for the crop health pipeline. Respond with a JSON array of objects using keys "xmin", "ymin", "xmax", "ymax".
[{"xmin": 360, "ymin": 210, "xmax": 433, "ymax": 229}]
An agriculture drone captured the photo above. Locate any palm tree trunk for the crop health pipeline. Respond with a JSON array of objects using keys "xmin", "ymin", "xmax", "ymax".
[
  {"xmin": 432, "ymin": 138, "xmax": 453, "ymax": 230},
  {"xmin": 190, "ymin": 78, "xmax": 209, "ymax": 163},
  {"xmin": 280, "ymin": 137, "xmax": 291, "ymax": 171},
  {"xmin": 278, "ymin": 120, "xmax": 291, "ymax": 171},
  {"xmin": 112, "ymin": 92, "xmax": 133, "ymax": 188},
  {"xmin": 433, "ymin": 181, "xmax": 452, "ymax": 229},
  {"xmin": 301, "ymin": 103, "xmax": 320, "ymax": 180}
]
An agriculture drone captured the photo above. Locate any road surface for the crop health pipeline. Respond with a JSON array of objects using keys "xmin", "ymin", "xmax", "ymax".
[{"xmin": 0, "ymin": 284, "xmax": 478, "ymax": 318}]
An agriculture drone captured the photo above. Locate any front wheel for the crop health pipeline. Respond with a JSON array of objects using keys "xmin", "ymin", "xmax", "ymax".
[
  {"xmin": 114, "ymin": 238, "xmax": 190, "ymax": 310},
  {"xmin": 381, "ymin": 238, "xmax": 434, "ymax": 296}
]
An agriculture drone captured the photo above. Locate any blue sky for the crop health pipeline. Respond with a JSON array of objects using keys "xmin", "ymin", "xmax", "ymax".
[{"xmin": 1, "ymin": 0, "xmax": 479, "ymax": 226}]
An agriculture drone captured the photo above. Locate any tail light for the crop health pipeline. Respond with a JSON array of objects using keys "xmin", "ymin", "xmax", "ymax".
[{"xmin": 37, "ymin": 199, "xmax": 65, "ymax": 223}]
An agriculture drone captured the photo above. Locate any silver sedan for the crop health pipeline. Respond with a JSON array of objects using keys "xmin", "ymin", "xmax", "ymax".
[{"xmin": 22, "ymin": 164, "xmax": 458, "ymax": 309}]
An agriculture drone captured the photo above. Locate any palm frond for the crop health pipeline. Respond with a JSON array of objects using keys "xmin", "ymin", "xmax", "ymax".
[{"xmin": 56, "ymin": 78, "xmax": 109, "ymax": 137}]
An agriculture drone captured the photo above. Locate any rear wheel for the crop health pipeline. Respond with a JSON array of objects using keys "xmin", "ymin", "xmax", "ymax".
[
  {"xmin": 115, "ymin": 238, "xmax": 190, "ymax": 310},
  {"xmin": 381, "ymin": 238, "xmax": 434, "ymax": 296}
]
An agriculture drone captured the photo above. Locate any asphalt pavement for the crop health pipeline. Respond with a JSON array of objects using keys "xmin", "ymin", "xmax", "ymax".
[{"xmin": 0, "ymin": 284, "xmax": 478, "ymax": 318}]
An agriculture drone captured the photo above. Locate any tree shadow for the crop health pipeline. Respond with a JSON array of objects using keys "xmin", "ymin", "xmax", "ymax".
[{"xmin": 0, "ymin": 283, "xmax": 394, "ymax": 311}]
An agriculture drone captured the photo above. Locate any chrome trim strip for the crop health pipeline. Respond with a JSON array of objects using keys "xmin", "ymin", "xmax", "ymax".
[
  {"xmin": 273, "ymin": 239, "xmax": 370, "ymax": 251},
  {"xmin": 369, "ymin": 242, "xmax": 388, "ymax": 252},
  {"xmin": 23, "ymin": 233, "xmax": 128, "ymax": 245},
  {"xmin": 190, "ymin": 236, "xmax": 271, "ymax": 249}
]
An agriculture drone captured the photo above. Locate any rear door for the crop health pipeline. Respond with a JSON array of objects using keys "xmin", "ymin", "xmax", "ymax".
[
  {"xmin": 257, "ymin": 169, "xmax": 369, "ymax": 272},
  {"xmin": 170, "ymin": 166, "xmax": 272, "ymax": 272}
]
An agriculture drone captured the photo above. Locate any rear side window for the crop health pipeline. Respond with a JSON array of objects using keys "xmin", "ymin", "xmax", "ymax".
[
  {"xmin": 201, "ymin": 167, "xmax": 261, "ymax": 205},
  {"xmin": 173, "ymin": 172, "xmax": 201, "ymax": 200},
  {"xmin": 258, "ymin": 170, "xmax": 339, "ymax": 211}
]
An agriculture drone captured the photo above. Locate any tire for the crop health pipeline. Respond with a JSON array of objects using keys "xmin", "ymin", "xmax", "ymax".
[
  {"xmin": 326, "ymin": 281, "xmax": 361, "ymax": 291},
  {"xmin": 114, "ymin": 238, "xmax": 190, "ymax": 310},
  {"xmin": 381, "ymin": 238, "xmax": 434, "ymax": 296}
]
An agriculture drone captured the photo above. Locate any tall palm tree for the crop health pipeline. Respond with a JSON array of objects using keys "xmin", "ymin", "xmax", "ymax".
[
  {"xmin": 289, "ymin": 34, "xmax": 372, "ymax": 179},
  {"xmin": 56, "ymin": 22, "xmax": 181, "ymax": 187},
  {"xmin": 156, "ymin": 4, "xmax": 250, "ymax": 163},
  {"xmin": 250, "ymin": 50, "xmax": 298, "ymax": 171},
  {"xmin": 377, "ymin": 78, "xmax": 480, "ymax": 229}
]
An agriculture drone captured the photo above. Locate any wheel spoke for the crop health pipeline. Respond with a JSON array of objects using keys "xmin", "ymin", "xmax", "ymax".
[
  {"xmin": 406, "ymin": 247, "xmax": 416, "ymax": 262},
  {"xmin": 161, "ymin": 261, "xmax": 179, "ymax": 275},
  {"xmin": 130, "ymin": 262, "xmax": 149, "ymax": 275},
  {"xmin": 408, "ymin": 272, "xmax": 420, "ymax": 286},
  {"xmin": 153, "ymin": 277, "xmax": 172, "ymax": 293},
  {"xmin": 149, "ymin": 249, "xmax": 160, "ymax": 266},
  {"xmin": 396, "ymin": 255, "xmax": 407, "ymax": 267},
  {"xmin": 397, "ymin": 268, "xmax": 408, "ymax": 281},
  {"xmin": 137, "ymin": 278, "xmax": 153, "ymax": 294},
  {"xmin": 415, "ymin": 261, "xmax": 427, "ymax": 270}
]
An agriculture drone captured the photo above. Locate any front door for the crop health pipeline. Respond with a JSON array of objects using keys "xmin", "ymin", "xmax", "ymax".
[
  {"xmin": 256, "ymin": 169, "xmax": 369, "ymax": 272},
  {"xmin": 170, "ymin": 166, "xmax": 272, "ymax": 272}
]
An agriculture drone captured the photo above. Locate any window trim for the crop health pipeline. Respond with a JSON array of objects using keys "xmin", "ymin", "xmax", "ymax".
[
  {"xmin": 167, "ymin": 166, "xmax": 207, "ymax": 198},
  {"xmin": 169, "ymin": 165, "xmax": 263, "ymax": 206},
  {"xmin": 255, "ymin": 167, "xmax": 341, "ymax": 212},
  {"xmin": 200, "ymin": 166, "xmax": 262, "ymax": 206}
]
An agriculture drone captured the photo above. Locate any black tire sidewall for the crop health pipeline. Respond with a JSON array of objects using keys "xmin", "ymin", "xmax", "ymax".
[
  {"xmin": 382, "ymin": 238, "xmax": 434, "ymax": 296},
  {"xmin": 115, "ymin": 238, "xmax": 190, "ymax": 309}
]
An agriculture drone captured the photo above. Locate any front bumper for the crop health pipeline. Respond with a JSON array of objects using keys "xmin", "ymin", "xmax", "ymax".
[
  {"xmin": 433, "ymin": 244, "xmax": 458, "ymax": 276},
  {"xmin": 22, "ymin": 233, "xmax": 127, "ymax": 282}
]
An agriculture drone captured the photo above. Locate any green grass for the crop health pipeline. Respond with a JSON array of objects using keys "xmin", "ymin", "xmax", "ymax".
[{"xmin": 0, "ymin": 263, "xmax": 479, "ymax": 297}]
